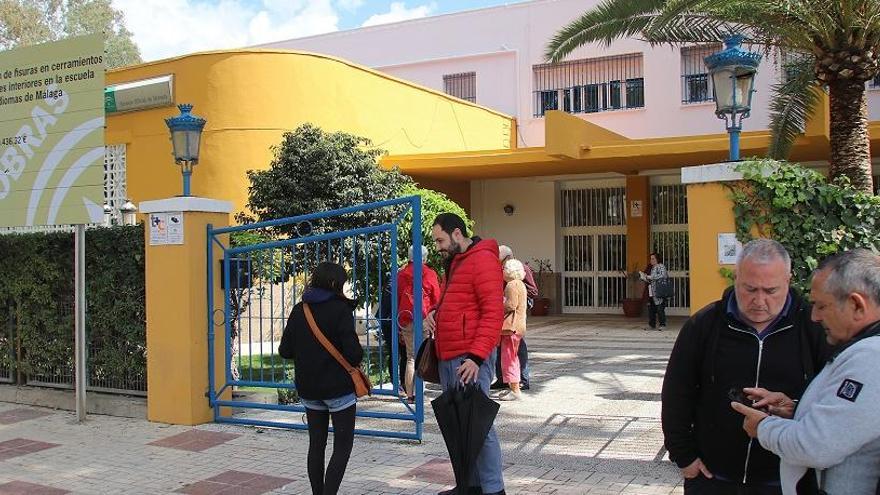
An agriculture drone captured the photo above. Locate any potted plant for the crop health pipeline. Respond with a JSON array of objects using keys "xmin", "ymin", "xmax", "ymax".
[
  {"xmin": 530, "ymin": 258, "xmax": 554, "ymax": 316},
  {"xmin": 621, "ymin": 264, "xmax": 647, "ymax": 318}
]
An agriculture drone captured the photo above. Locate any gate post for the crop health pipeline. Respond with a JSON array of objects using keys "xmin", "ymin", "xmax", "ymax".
[{"xmin": 140, "ymin": 197, "xmax": 232, "ymax": 425}]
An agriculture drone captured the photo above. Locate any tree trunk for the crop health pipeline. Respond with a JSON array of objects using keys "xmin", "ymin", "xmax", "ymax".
[{"xmin": 827, "ymin": 78, "xmax": 874, "ymax": 193}]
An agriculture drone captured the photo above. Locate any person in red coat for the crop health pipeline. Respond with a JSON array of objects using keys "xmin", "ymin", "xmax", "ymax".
[
  {"xmin": 425, "ymin": 212, "xmax": 506, "ymax": 495},
  {"xmin": 396, "ymin": 245, "xmax": 441, "ymax": 401}
]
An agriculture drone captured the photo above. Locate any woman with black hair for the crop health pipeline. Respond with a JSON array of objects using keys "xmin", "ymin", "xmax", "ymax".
[{"xmin": 279, "ymin": 262, "xmax": 364, "ymax": 495}]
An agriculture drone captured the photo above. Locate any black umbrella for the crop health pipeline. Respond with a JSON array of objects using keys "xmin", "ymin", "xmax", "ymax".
[{"xmin": 431, "ymin": 382, "xmax": 500, "ymax": 494}]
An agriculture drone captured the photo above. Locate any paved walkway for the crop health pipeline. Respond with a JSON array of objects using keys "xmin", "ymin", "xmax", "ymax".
[{"xmin": 0, "ymin": 316, "xmax": 686, "ymax": 494}]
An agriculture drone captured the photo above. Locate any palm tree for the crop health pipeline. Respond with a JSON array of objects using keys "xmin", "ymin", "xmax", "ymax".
[{"xmin": 547, "ymin": 0, "xmax": 880, "ymax": 193}]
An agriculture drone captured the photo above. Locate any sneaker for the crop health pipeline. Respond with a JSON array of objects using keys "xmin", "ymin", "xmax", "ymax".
[
  {"xmin": 646, "ymin": 326, "xmax": 656, "ymax": 331},
  {"xmin": 489, "ymin": 380, "xmax": 507, "ymax": 390},
  {"xmin": 497, "ymin": 390, "xmax": 521, "ymax": 401},
  {"xmin": 658, "ymin": 326, "xmax": 666, "ymax": 331}
]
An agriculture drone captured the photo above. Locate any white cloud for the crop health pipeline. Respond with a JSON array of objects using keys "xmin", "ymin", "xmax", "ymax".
[
  {"xmin": 112, "ymin": 0, "xmax": 340, "ymax": 62},
  {"xmin": 337, "ymin": 0, "xmax": 364, "ymax": 12},
  {"xmin": 361, "ymin": 2, "xmax": 436, "ymax": 27}
]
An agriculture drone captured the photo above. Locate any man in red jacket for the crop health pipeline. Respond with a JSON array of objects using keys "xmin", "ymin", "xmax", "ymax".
[{"xmin": 425, "ymin": 212, "xmax": 506, "ymax": 495}]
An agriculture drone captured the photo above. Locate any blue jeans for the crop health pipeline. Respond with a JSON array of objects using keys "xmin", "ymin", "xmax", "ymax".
[
  {"xmin": 301, "ymin": 392, "xmax": 357, "ymax": 413},
  {"xmin": 438, "ymin": 353, "xmax": 505, "ymax": 493}
]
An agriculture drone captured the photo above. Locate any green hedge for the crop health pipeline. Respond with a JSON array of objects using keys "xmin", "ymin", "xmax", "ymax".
[
  {"xmin": 0, "ymin": 225, "xmax": 146, "ymax": 391},
  {"xmin": 729, "ymin": 159, "xmax": 880, "ymax": 293}
]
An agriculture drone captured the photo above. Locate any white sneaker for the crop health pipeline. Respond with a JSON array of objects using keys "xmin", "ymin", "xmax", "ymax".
[
  {"xmin": 658, "ymin": 326, "xmax": 666, "ymax": 331},
  {"xmin": 497, "ymin": 390, "xmax": 521, "ymax": 401}
]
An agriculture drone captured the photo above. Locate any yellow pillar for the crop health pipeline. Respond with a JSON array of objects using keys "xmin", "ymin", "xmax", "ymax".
[
  {"xmin": 626, "ymin": 175, "xmax": 650, "ymax": 273},
  {"xmin": 140, "ymin": 197, "xmax": 232, "ymax": 425},
  {"xmin": 683, "ymin": 164, "xmax": 740, "ymax": 314}
]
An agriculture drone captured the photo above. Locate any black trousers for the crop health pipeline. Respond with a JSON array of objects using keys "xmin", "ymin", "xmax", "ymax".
[
  {"xmin": 683, "ymin": 476, "xmax": 782, "ymax": 495},
  {"xmin": 382, "ymin": 327, "xmax": 406, "ymax": 388},
  {"xmin": 306, "ymin": 405, "xmax": 356, "ymax": 495},
  {"xmin": 648, "ymin": 298, "xmax": 667, "ymax": 328}
]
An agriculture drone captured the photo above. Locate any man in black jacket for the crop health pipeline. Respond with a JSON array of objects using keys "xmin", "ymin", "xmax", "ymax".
[{"xmin": 661, "ymin": 239, "xmax": 831, "ymax": 494}]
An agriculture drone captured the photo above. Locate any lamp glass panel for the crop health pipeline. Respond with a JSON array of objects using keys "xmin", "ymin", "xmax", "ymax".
[
  {"xmin": 735, "ymin": 71, "xmax": 754, "ymax": 109},
  {"xmin": 171, "ymin": 131, "xmax": 188, "ymax": 161},
  {"xmin": 711, "ymin": 68, "xmax": 735, "ymax": 111},
  {"xmin": 185, "ymin": 130, "xmax": 201, "ymax": 162}
]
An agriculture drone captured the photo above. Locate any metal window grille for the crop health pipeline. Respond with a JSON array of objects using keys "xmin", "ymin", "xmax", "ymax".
[
  {"xmin": 874, "ymin": 175, "xmax": 880, "ymax": 195},
  {"xmin": 681, "ymin": 44, "xmax": 720, "ymax": 103},
  {"xmin": 560, "ymin": 187, "xmax": 627, "ymax": 227},
  {"xmin": 560, "ymin": 185, "xmax": 627, "ymax": 312},
  {"xmin": 0, "ymin": 145, "xmax": 126, "ymax": 234},
  {"xmin": 533, "ymin": 53, "xmax": 644, "ymax": 117},
  {"xmin": 870, "ymin": 74, "xmax": 880, "ymax": 89},
  {"xmin": 443, "ymin": 72, "xmax": 476, "ymax": 103},
  {"xmin": 780, "ymin": 50, "xmax": 812, "ymax": 84},
  {"xmin": 650, "ymin": 184, "xmax": 690, "ymax": 313}
]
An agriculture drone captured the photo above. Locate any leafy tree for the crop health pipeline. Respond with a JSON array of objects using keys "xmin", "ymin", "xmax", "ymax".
[
  {"xmin": 238, "ymin": 123, "xmax": 414, "ymax": 236},
  {"xmin": 237, "ymin": 124, "xmax": 475, "ymax": 300},
  {"xmin": 0, "ymin": 0, "xmax": 141, "ymax": 68},
  {"xmin": 397, "ymin": 183, "xmax": 473, "ymax": 275},
  {"xmin": 546, "ymin": 0, "xmax": 880, "ymax": 193},
  {"xmin": 729, "ymin": 158, "xmax": 880, "ymax": 293}
]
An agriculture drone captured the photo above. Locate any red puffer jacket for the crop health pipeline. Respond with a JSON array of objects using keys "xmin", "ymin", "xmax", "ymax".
[
  {"xmin": 397, "ymin": 261, "xmax": 441, "ymax": 327},
  {"xmin": 433, "ymin": 237, "xmax": 504, "ymax": 362}
]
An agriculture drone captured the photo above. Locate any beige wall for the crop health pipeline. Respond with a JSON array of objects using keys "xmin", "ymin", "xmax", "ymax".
[{"xmin": 470, "ymin": 178, "xmax": 557, "ymax": 267}]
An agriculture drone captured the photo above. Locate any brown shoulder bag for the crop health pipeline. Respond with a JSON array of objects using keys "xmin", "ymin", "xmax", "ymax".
[{"xmin": 303, "ymin": 303, "xmax": 372, "ymax": 398}]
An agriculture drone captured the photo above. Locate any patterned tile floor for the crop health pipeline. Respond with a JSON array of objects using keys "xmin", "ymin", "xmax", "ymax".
[{"xmin": 0, "ymin": 316, "xmax": 686, "ymax": 494}]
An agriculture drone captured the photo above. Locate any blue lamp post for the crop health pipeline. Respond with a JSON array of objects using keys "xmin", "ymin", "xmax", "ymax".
[
  {"xmin": 704, "ymin": 35, "xmax": 762, "ymax": 161},
  {"xmin": 165, "ymin": 104, "xmax": 206, "ymax": 197}
]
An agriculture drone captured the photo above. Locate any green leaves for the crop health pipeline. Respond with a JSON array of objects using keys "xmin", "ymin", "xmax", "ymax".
[
  {"xmin": 0, "ymin": 225, "xmax": 145, "ymax": 389},
  {"xmin": 730, "ymin": 159, "xmax": 880, "ymax": 293},
  {"xmin": 0, "ymin": 0, "xmax": 141, "ymax": 68}
]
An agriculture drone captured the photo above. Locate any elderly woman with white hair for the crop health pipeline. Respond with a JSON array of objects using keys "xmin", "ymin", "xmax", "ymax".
[{"xmin": 499, "ymin": 258, "xmax": 528, "ymax": 400}]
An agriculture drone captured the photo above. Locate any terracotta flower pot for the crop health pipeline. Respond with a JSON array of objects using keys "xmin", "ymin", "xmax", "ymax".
[
  {"xmin": 622, "ymin": 298, "xmax": 645, "ymax": 317},
  {"xmin": 531, "ymin": 297, "xmax": 551, "ymax": 316}
]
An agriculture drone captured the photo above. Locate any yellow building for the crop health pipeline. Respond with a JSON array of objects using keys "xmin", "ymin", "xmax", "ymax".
[{"xmin": 105, "ymin": 49, "xmax": 515, "ymax": 215}]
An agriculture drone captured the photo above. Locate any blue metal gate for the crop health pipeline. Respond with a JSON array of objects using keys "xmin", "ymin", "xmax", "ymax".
[{"xmin": 206, "ymin": 196, "xmax": 424, "ymax": 440}]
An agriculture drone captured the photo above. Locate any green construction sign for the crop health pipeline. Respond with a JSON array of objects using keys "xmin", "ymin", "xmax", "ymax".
[{"xmin": 0, "ymin": 34, "xmax": 105, "ymax": 228}]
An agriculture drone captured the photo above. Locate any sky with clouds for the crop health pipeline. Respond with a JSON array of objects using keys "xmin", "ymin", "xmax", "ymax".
[{"xmin": 112, "ymin": 0, "xmax": 528, "ymax": 62}]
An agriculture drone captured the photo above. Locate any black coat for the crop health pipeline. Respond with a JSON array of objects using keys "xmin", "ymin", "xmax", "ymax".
[
  {"xmin": 278, "ymin": 292, "xmax": 364, "ymax": 400},
  {"xmin": 661, "ymin": 288, "xmax": 832, "ymax": 484}
]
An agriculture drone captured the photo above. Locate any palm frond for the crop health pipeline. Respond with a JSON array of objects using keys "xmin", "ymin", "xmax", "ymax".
[
  {"xmin": 545, "ymin": 0, "xmax": 665, "ymax": 62},
  {"xmin": 767, "ymin": 55, "xmax": 822, "ymax": 159}
]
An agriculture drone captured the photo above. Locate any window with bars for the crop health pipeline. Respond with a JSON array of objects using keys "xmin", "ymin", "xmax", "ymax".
[
  {"xmin": 533, "ymin": 53, "xmax": 644, "ymax": 117},
  {"xmin": 869, "ymin": 74, "xmax": 880, "ymax": 89},
  {"xmin": 443, "ymin": 72, "xmax": 476, "ymax": 103},
  {"xmin": 874, "ymin": 175, "xmax": 880, "ymax": 195},
  {"xmin": 560, "ymin": 187, "xmax": 627, "ymax": 227},
  {"xmin": 780, "ymin": 50, "xmax": 811, "ymax": 84},
  {"xmin": 681, "ymin": 44, "xmax": 720, "ymax": 103}
]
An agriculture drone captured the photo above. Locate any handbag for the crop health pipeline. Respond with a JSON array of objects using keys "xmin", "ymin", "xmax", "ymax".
[
  {"xmin": 415, "ymin": 336, "xmax": 441, "ymax": 383},
  {"xmin": 303, "ymin": 303, "xmax": 372, "ymax": 398},
  {"xmin": 654, "ymin": 277, "xmax": 674, "ymax": 299}
]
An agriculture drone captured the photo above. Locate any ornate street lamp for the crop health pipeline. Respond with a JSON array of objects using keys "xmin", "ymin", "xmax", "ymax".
[
  {"xmin": 704, "ymin": 35, "xmax": 762, "ymax": 161},
  {"xmin": 164, "ymin": 104, "xmax": 206, "ymax": 197},
  {"xmin": 120, "ymin": 199, "xmax": 138, "ymax": 226}
]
